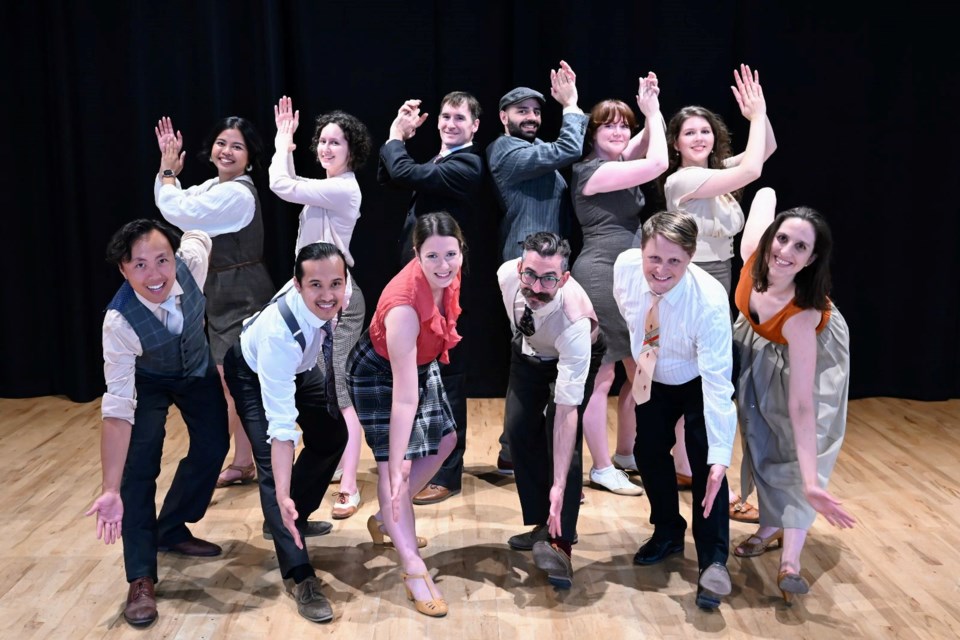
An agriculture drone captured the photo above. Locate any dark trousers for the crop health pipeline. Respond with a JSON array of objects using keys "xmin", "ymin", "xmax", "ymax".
[
  {"xmin": 504, "ymin": 335, "xmax": 604, "ymax": 544},
  {"xmin": 633, "ymin": 377, "xmax": 729, "ymax": 570},
  {"xmin": 427, "ymin": 349, "xmax": 467, "ymax": 490},
  {"xmin": 121, "ymin": 361, "xmax": 229, "ymax": 582},
  {"xmin": 224, "ymin": 343, "xmax": 347, "ymax": 580}
]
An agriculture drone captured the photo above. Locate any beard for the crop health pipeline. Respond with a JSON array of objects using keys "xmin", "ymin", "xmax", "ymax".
[
  {"xmin": 520, "ymin": 286, "xmax": 552, "ymax": 304},
  {"xmin": 507, "ymin": 119, "xmax": 539, "ymax": 142}
]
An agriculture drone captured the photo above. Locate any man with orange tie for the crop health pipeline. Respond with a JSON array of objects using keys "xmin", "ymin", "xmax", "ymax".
[{"xmin": 613, "ymin": 211, "xmax": 737, "ymax": 610}]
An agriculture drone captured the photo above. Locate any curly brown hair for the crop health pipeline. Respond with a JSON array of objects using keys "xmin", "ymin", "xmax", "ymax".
[
  {"xmin": 310, "ymin": 111, "xmax": 372, "ymax": 171},
  {"xmin": 660, "ymin": 105, "xmax": 741, "ymax": 201}
]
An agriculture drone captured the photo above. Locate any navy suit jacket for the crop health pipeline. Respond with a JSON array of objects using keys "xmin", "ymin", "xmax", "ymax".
[{"xmin": 378, "ymin": 139, "xmax": 484, "ymax": 262}]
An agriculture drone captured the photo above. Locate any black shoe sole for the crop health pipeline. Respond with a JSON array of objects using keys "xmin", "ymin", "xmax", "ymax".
[
  {"xmin": 533, "ymin": 544, "xmax": 573, "ymax": 590},
  {"xmin": 695, "ymin": 591, "xmax": 721, "ymax": 610},
  {"xmin": 632, "ymin": 543, "xmax": 684, "ymax": 566},
  {"xmin": 123, "ymin": 614, "xmax": 158, "ymax": 627}
]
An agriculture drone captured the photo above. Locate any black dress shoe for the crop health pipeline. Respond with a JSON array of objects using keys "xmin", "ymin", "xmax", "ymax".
[
  {"xmin": 157, "ymin": 536, "xmax": 222, "ymax": 557},
  {"xmin": 507, "ymin": 524, "xmax": 578, "ymax": 550},
  {"xmin": 633, "ymin": 537, "xmax": 684, "ymax": 565},
  {"xmin": 695, "ymin": 562, "xmax": 731, "ymax": 610},
  {"xmin": 263, "ymin": 520, "xmax": 333, "ymax": 540}
]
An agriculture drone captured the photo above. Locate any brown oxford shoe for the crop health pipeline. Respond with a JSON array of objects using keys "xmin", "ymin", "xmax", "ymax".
[
  {"xmin": 158, "ymin": 535, "xmax": 222, "ymax": 557},
  {"xmin": 412, "ymin": 484, "xmax": 461, "ymax": 505},
  {"xmin": 123, "ymin": 577, "xmax": 157, "ymax": 626}
]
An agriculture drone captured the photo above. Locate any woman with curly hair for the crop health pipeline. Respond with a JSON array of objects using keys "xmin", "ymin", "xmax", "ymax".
[
  {"xmin": 659, "ymin": 65, "xmax": 777, "ymax": 523},
  {"xmin": 269, "ymin": 96, "xmax": 373, "ymax": 520}
]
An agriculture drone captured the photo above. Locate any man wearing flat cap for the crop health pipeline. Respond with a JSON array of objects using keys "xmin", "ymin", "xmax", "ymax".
[
  {"xmin": 486, "ymin": 60, "xmax": 588, "ymax": 472},
  {"xmin": 487, "ymin": 60, "xmax": 587, "ymax": 264}
]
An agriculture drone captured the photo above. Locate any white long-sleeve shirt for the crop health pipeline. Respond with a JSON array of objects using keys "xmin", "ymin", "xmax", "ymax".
[
  {"xmin": 613, "ymin": 249, "xmax": 737, "ymax": 466},
  {"xmin": 154, "ymin": 175, "xmax": 255, "ymax": 237}
]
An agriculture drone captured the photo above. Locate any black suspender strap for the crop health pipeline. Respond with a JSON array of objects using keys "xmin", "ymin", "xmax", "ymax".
[{"xmin": 277, "ymin": 296, "xmax": 306, "ymax": 352}]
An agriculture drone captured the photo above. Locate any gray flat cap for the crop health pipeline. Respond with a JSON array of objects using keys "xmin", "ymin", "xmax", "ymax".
[{"xmin": 499, "ymin": 87, "xmax": 545, "ymax": 110}]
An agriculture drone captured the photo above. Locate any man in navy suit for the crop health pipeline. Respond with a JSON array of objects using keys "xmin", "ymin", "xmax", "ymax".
[{"xmin": 377, "ymin": 91, "xmax": 484, "ymax": 505}]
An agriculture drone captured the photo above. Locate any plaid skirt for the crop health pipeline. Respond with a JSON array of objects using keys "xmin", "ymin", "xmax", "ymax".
[{"xmin": 346, "ymin": 332, "xmax": 456, "ymax": 462}]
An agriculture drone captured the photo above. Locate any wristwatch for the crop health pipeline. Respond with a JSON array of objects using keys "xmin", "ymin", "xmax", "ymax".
[{"xmin": 161, "ymin": 169, "xmax": 175, "ymax": 178}]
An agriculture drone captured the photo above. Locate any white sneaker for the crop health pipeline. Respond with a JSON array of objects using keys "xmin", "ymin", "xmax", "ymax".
[
  {"xmin": 589, "ymin": 465, "xmax": 644, "ymax": 496},
  {"xmin": 612, "ymin": 453, "xmax": 639, "ymax": 473}
]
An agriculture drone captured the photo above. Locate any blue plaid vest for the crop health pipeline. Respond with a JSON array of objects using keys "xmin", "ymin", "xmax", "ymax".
[{"xmin": 106, "ymin": 257, "xmax": 211, "ymax": 377}]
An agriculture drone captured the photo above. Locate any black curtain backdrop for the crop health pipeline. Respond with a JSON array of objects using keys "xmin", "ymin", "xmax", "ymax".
[{"xmin": 2, "ymin": 1, "xmax": 957, "ymax": 402}]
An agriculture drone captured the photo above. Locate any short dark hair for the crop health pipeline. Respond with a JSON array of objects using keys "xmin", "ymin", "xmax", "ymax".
[
  {"xmin": 752, "ymin": 207, "xmax": 833, "ymax": 311},
  {"xmin": 106, "ymin": 219, "xmax": 181, "ymax": 266},
  {"xmin": 198, "ymin": 116, "xmax": 265, "ymax": 174},
  {"xmin": 640, "ymin": 210, "xmax": 699, "ymax": 257},
  {"xmin": 441, "ymin": 91, "xmax": 482, "ymax": 121},
  {"xmin": 294, "ymin": 242, "xmax": 347, "ymax": 282},
  {"xmin": 310, "ymin": 111, "xmax": 372, "ymax": 172},
  {"xmin": 521, "ymin": 231, "xmax": 571, "ymax": 271}
]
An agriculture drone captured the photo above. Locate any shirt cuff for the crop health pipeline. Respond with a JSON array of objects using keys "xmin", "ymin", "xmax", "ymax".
[
  {"xmin": 553, "ymin": 379, "xmax": 585, "ymax": 407},
  {"xmin": 706, "ymin": 445, "xmax": 733, "ymax": 468},
  {"xmin": 266, "ymin": 423, "xmax": 302, "ymax": 447},
  {"xmin": 101, "ymin": 393, "xmax": 136, "ymax": 424}
]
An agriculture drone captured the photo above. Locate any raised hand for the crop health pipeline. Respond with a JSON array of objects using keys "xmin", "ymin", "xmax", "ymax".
[
  {"xmin": 274, "ymin": 95, "xmax": 300, "ymax": 137},
  {"xmin": 159, "ymin": 138, "xmax": 185, "ymax": 176},
  {"xmin": 636, "ymin": 71, "xmax": 661, "ymax": 117},
  {"xmin": 546, "ymin": 483, "xmax": 565, "ymax": 538},
  {"xmin": 85, "ymin": 491, "xmax": 123, "ymax": 545},
  {"xmin": 550, "ymin": 60, "xmax": 579, "ymax": 108},
  {"xmin": 805, "ymin": 485, "xmax": 856, "ymax": 528},
  {"xmin": 731, "ymin": 63, "xmax": 766, "ymax": 121},
  {"xmin": 390, "ymin": 99, "xmax": 429, "ymax": 141},
  {"xmin": 701, "ymin": 464, "xmax": 728, "ymax": 518},
  {"xmin": 154, "ymin": 116, "xmax": 183, "ymax": 155},
  {"xmin": 278, "ymin": 495, "xmax": 304, "ymax": 549}
]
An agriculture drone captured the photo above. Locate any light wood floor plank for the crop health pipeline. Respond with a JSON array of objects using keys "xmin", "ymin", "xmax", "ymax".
[{"xmin": 0, "ymin": 395, "xmax": 957, "ymax": 639}]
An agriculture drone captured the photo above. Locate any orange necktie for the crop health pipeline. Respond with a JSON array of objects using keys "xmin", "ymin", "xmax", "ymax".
[{"xmin": 632, "ymin": 294, "xmax": 662, "ymax": 404}]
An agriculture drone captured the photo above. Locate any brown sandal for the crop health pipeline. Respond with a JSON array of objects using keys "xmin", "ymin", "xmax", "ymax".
[
  {"xmin": 730, "ymin": 500, "xmax": 760, "ymax": 523},
  {"xmin": 734, "ymin": 529, "xmax": 783, "ymax": 557},
  {"xmin": 216, "ymin": 463, "xmax": 256, "ymax": 488}
]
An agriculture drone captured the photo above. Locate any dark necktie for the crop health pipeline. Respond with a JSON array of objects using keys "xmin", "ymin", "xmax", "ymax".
[
  {"xmin": 518, "ymin": 305, "xmax": 536, "ymax": 337},
  {"xmin": 321, "ymin": 322, "xmax": 338, "ymax": 417}
]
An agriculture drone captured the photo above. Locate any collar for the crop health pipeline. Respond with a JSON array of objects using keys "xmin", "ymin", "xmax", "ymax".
[
  {"xmin": 135, "ymin": 280, "xmax": 185, "ymax": 312},
  {"xmin": 638, "ymin": 269, "xmax": 689, "ymax": 307},
  {"xmin": 438, "ymin": 142, "xmax": 473, "ymax": 157},
  {"xmin": 284, "ymin": 285, "xmax": 324, "ymax": 329}
]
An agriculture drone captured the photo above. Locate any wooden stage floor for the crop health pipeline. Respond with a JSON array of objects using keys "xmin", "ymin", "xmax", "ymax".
[{"xmin": 1, "ymin": 395, "xmax": 958, "ymax": 639}]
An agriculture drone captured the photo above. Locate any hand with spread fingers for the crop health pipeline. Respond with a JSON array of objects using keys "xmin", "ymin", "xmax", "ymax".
[{"xmin": 85, "ymin": 491, "xmax": 123, "ymax": 545}]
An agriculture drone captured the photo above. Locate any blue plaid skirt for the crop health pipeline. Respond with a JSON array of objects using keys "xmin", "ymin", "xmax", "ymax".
[{"xmin": 346, "ymin": 332, "xmax": 456, "ymax": 461}]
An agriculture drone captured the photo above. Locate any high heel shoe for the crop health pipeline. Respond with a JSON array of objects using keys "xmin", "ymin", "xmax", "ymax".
[
  {"xmin": 402, "ymin": 572, "xmax": 448, "ymax": 618},
  {"xmin": 777, "ymin": 568, "xmax": 810, "ymax": 604},
  {"xmin": 734, "ymin": 529, "xmax": 783, "ymax": 557},
  {"xmin": 216, "ymin": 463, "xmax": 256, "ymax": 488},
  {"xmin": 366, "ymin": 515, "xmax": 427, "ymax": 549}
]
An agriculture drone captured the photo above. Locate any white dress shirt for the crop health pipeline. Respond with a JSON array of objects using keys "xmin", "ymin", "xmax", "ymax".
[
  {"xmin": 239, "ymin": 285, "xmax": 333, "ymax": 446},
  {"xmin": 101, "ymin": 231, "xmax": 212, "ymax": 423},
  {"xmin": 154, "ymin": 175, "xmax": 256, "ymax": 237},
  {"xmin": 497, "ymin": 260, "xmax": 593, "ymax": 407},
  {"xmin": 613, "ymin": 248, "xmax": 737, "ymax": 466}
]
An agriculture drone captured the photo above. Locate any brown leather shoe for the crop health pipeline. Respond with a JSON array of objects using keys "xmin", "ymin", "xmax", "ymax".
[
  {"xmin": 158, "ymin": 536, "xmax": 222, "ymax": 557},
  {"xmin": 730, "ymin": 500, "xmax": 760, "ymax": 524},
  {"xmin": 123, "ymin": 577, "xmax": 157, "ymax": 626},
  {"xmin": 412, "ymin": 483, "xmax": 460, "ymax": 505},
  {"xmin": 676, "ymin": 473, "xmax": 693, "ymax": 491}
]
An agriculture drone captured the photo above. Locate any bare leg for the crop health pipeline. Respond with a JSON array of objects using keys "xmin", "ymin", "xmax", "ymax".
[
  {"xmin": 217, "ymin": 364, "xmax": 253, "ymax": 484},
  {"xmin": 672, "ymin": 417, "xmax": 691, "ymax": 476},
  {"xmin": 582, "ymin": 362, "xmax": 615, "ymax": 471},
  {"xmin": 614, "ymin": 357, "xmax": 637, "ymax": 457},
  {"xmin": 336, "ymin": 406, "xmax": 363, "ymax": 496},
  {"xmin": 779, "ymin": 527, "xmax": 808, "ymax": 573}
]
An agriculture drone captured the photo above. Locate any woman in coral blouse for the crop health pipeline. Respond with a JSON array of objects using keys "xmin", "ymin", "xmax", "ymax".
[{"xmin": 347, "ymin": 211, "xmax": 464, "ymax": 618}]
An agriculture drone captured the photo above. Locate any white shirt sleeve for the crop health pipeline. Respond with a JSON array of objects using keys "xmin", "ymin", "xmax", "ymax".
[
  {"xmin": 254, "ymin": 329, "xmax": 307, "ymax": 447},
  {"xmin": 155, "ymin": 178, "xmax": 255, "ymax": 236},
  {"xmin": 553, "ymin": 317, "xmax": 593, "ymax": 406},
  {"xmin": 269, "ymin": 145, "xmax": 359, "ymax": 212},
  {"xmin": 694, "ymin": 304, "xmax": 737, "ymax": 467}
]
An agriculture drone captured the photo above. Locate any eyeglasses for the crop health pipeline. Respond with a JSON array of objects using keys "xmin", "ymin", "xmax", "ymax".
[{"xmin": 519, "ymin": 270, "xmax": 560, "ymax": 290}]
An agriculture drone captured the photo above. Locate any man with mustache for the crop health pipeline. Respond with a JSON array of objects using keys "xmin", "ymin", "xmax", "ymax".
[
  {"xmin": 497, "ymin": 232, "xmax": 604, "ymax": 589},
  {"xmin": 487, "ymin": 60, "xmax": 588, "ymax": 472}
]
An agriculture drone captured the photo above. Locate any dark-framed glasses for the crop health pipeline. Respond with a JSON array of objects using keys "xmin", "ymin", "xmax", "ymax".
[{"xmin": 519, "ymin": 270, "xmax": 560, "ymax": 290}]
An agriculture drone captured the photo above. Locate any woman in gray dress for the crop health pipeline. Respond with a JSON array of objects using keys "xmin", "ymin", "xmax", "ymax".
[
  {"xmin": 731, "ymin": 189, "xmax": 856, "ymax": 603},
  {"xmin": 570, "ymin": 74, "xmax": 668, "ymax": 495}
]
